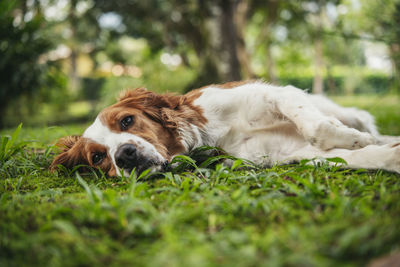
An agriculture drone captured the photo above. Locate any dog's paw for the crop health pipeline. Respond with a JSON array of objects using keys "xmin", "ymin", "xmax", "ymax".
[
  {"xmin": 310, "ymin": 120, "xmax": 376, "ymax": 150},
  {"xmin": 386, "ymin": 143, "xmax": 400, "ymax": 174}
]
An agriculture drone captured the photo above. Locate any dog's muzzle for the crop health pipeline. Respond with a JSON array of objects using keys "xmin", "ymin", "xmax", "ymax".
[{"xmin": 115, "ymin": 143, "xmax": 168, "ymax": 174}]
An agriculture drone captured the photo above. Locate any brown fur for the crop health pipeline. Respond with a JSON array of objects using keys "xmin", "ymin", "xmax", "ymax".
[
  {"xmin": 214, "ymin": 80, "xmax": 256, "ymax": 89},
  {"xmin": 50, "ymin": 136, "xmax": 85, "ymax": 170},
  {"xmin": 51, "ymin": 136, "xmax": 117, "ymax": 176},
  {"xmin": 196, "ymin": 80, "xmax": 255, "ymax": 91},
  {"xmin": 51, "ymin": 87, "xmax": 208, "ymax": 176}
]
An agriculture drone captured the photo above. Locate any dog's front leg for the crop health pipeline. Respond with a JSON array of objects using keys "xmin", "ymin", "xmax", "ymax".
[{"xmin": 272, "ymin": 86, "xmax": 376, "ymax": 150}]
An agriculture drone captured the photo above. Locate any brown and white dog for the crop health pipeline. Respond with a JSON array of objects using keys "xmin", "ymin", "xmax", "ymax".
[{"xmin": 51, "ymin": 81, "xmax": 400, "ymax": 176}]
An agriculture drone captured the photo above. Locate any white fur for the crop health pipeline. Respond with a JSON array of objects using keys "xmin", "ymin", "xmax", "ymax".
[
  {"xmin": 177, "ymin": 123, "xmax": 203, "ymax": 151},
  {"xmin": 188, "ymin": 82, "xmax": 400, "ymax": 173}
]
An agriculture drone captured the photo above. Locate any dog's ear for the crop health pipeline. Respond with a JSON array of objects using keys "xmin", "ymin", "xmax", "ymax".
[
  {"xmin": 50, "ymin": 135, "xmax": 82, "ymax": 171},
  {"xmin": 160, "ymin": 108, "xmax": 179, "ymax": 129},
  {"xmin": 56, "ymin": 135, "xmax": 81, "ymax": 151}
]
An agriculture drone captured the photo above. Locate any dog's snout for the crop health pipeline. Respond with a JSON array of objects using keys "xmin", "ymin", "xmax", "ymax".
[{"xmin": 115, "ymin": 144, "xmax": 137, "ymax": 168}]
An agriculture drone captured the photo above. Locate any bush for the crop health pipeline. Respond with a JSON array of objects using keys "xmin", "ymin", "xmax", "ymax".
[
  {"xmin": 278, "ymin": 73, "xmax": 392, "ymax": 94},
  {"xmin": 81, "ymin": 78, "xmax": 106, "ymax": 101}
]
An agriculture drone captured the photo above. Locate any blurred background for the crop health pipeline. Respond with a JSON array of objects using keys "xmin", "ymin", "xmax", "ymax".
[{"xmin": 1, "ymin": 0, "xmax": 399, "ymax": 129}]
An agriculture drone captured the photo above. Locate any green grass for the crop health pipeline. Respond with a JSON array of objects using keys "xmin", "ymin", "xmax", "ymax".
[{"xmin": 1, "ymin": 95, "xmax": 400, "ymax": 267}]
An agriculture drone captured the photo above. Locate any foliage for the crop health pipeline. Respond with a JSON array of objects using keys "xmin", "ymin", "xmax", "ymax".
[
  {"xmin": 0, "ymin": 0, "xmax": 57, "ymax": 127},
  {"xmin": 1, "ymin": 97, "xmax": 400, "ymax": 266},
  {"xmin": 99, "ymin": 55, "xmax": 196, "ymax": 109},
  {"xmin": 93, "ymin": 0, "xmax": 240, "ymax": 82},
  {"xmin": 0, "ymin": 124, "xmax": 28, "ymax": 164},
  {"xmin": 340, "ymin": 0, "xmax": 400, "ymax": 91},
  {"xmin": 279, "ymin": 73, "xmax": 392, "ymax": 94}
]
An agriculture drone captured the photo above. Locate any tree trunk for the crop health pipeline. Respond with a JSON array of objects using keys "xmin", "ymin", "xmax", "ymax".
[
  {"xmin": 220, "ymin": 0, "xmax": 241, "ymax": 81},
  {"xmin": 68, "ymin": 0, "xmax": 79, "ymax": 92},
  {"xmin": 312, "ymin": 35, "xmax": 324, "ymax": 94},
  {"xmin": 390, "ymin": 43, "xmax": 400, "ymax": 94},
  {"xmin": 184, "ymin": 5, "xmax": 223, "ymax": 91},
  {"xmin": 258, "ymin": 25, "xmax": 277, "ymax": 83},
  {"xmin": 312, "ymin": 7, "xmax": 325, "ymax": 95},
  {"xmin": 326, "ymin": 65, "xmax": 337, "ymax": 94},
  {"xmin": 235, "ymin": 0, "xmax": 254, "ymax": 79},
  {"xmin": 254, "ymin": 2, "xmax": 278, "ymax": 84},
  {"xmin": 265, "ymin": 38, "xmax": 277, "ymax": 83}
]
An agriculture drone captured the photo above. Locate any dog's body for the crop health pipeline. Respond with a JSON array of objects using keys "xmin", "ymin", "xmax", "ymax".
[{"xmin": 51, "ymin": 81, "xmax": 400, "ymax": 176}]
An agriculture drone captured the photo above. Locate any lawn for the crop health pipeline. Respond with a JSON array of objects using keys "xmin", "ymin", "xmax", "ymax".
[{"xmin": 1, "ymin": 95, "xmax": 400, "ymax": 267}]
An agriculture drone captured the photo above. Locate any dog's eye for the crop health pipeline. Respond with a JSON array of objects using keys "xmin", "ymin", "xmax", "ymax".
[
  {"xmin": 92, "ymin": 153, "xmax": 105, "ymax": 165},
  {"xmin": 120, "ymin": 116, "xmax": 134, "ymax": 130}
]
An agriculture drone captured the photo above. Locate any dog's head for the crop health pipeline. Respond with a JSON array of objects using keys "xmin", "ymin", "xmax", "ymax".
[{"xmin": 51, "ymin": 88, "xmax": 189, "ymax": 176}]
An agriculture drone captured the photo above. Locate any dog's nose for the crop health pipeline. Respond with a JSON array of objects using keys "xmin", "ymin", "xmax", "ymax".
[{"xmin": 115, "ymin": 144, "xmax": 137, "ymax": 169}]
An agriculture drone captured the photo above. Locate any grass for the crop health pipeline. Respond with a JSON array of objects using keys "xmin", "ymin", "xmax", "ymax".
[{"xmin": 1, "ymin": 95, "xmax": 400, "ymax": 267}]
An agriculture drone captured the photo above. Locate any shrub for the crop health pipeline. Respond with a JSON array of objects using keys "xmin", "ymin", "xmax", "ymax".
[{"xmin": 278, "ymin": 73, "xmax": 392, "ymax": 94}]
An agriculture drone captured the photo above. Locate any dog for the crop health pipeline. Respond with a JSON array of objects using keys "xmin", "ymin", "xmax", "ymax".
[{"xmin": 51, "ymin": 81, "xmax": 400, "ymax": 176}]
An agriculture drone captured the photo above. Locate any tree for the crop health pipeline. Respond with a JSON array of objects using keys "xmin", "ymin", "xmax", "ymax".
[
  {"xmin": 249, "ymin": 0, "xmax": 284, "ymax": 82},
  {"xmin": 0, "ymin": 0, "xmax": 53, "ymax": 127},
  {"xmin": 93, "ymin": 0, "xmax": 256, "ymax": 86},
  {"xmin": 359, "ymin": 0, "xmax": 400, "ymax": 92}
]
